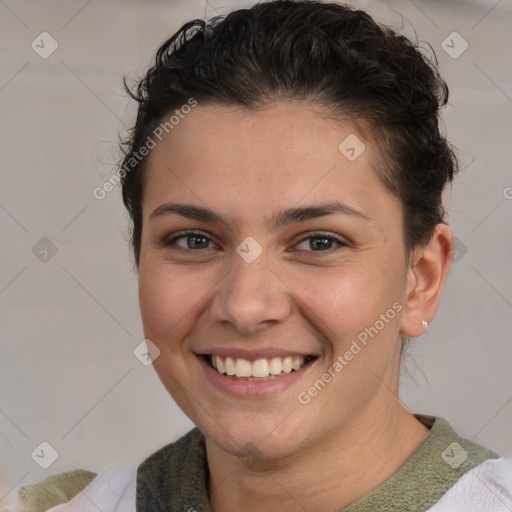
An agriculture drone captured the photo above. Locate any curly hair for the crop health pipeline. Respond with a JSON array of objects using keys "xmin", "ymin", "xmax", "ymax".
[{"xmin": 120, "ymin": 0, "xmax": 459, "ymax": 270}]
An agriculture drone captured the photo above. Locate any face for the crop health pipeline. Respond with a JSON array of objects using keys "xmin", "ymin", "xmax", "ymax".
[{"xmin": 138, "ymin": 101, "xmax": 410, "ymax": 460}]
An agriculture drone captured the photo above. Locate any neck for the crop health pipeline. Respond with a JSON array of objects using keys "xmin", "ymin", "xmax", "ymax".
[{"xmin": 206, "ymin": 404, "xmax": 430, "ymax": 512}]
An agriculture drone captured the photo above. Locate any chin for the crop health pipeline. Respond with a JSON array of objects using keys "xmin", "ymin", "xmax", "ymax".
[
  {"xmin": 213, "ymin": 432, "xmax": 302, "ymax": 463},
  {"xmin": 201, "ymin": 411, "xmax": 313, "ymax": 462}
]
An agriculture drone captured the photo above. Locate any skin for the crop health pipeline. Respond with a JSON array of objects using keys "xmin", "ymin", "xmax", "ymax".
[{"xmin": 137, "ymin": 101, "xmax": 454, "ymax": 511}]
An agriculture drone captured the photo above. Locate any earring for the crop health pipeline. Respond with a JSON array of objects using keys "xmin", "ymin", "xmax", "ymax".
[{"xmin": 422, "ymin": 320, "xmax": 429, "ymax": 330}]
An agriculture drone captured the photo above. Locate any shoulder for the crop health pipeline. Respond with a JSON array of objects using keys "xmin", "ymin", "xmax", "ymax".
[
  {"xmin": 10, "ymin": 469, "xmax": 96, "ymax": 512},
  {"xmin": 6, "ymin": 430, "xmax": 202, "ymax": 512},
  {"xmin": 9, "ymin": 466, "xmax": 137, "ymax": 512},
  {"xmin": 428, "ymin": 457, "xmax": 512, "ymax": 512}
]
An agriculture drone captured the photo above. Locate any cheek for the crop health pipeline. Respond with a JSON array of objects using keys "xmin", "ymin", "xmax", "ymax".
[
  {"xmin": 282, "ymin": 263, "xmax": 398, "ymax": 341},
  {"xmin": 138, "ymin": 264, "xmax": 211, "ymax": 347}
]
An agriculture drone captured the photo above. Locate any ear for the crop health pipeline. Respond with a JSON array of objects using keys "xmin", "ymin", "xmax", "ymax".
[{"xmin": 400, "ymin": 224, "xmax": 455, "ymax": 337}]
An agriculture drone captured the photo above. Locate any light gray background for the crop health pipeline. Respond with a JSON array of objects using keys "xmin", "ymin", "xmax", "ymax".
[{"xmin": 1, "ymin": 0, "xmax": 511, "ymax": 505}]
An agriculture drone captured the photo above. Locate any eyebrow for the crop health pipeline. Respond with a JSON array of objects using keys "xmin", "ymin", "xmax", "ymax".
[{"xmin": 149, "ymin": 200, "xmax": 373, "ymax": 230}]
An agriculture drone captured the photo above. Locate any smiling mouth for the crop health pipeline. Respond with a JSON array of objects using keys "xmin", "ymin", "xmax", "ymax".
[{"xmin": 201, "ymin": 354, "xmax": 318, "ymax": 381}]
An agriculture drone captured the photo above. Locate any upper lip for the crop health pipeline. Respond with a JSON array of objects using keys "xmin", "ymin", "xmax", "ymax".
[{"xmin": 196, "ymin": 347, "xmax": 319, "ymax": 361}]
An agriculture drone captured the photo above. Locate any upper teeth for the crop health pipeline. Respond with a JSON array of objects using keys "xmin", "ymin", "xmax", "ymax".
[{"xmin": 211, "ymin": 355, "xmax": 307, "ymax": 378}]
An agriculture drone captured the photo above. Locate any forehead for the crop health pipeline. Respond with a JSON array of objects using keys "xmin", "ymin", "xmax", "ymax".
[{"xmin": 142, "ymin": 101, "xmax": 398, "ymax": 224}]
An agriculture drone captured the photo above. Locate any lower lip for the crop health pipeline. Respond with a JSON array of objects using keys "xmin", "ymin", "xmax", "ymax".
[{"xmin": 197, "ymin": 355, "xmax": 316, "ymax": 399}]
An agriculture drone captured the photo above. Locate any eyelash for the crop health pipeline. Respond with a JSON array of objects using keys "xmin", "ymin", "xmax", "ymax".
[{"xmin": 162, "ymin": 230, "xmax": 349, "ymax": 254}]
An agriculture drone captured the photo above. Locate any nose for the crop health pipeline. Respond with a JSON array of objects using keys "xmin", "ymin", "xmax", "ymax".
[{"xmin": 209, "ymin": 248, "xmax": 292, "ymax": 334}]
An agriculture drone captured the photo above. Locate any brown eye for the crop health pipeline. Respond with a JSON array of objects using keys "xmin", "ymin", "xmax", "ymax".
[
  {"xmin": 295, "ymin": 233, "xmax": 348, "ymax": 253},
  {"xmin": 164, "ymin": 231, "xmax": 215, "ymax": 250}
]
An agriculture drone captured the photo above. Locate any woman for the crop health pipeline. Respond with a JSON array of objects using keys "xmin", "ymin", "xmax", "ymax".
[{"xmin": 9, "ymin": 1, "xmax": 512, "ymax": 511}]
